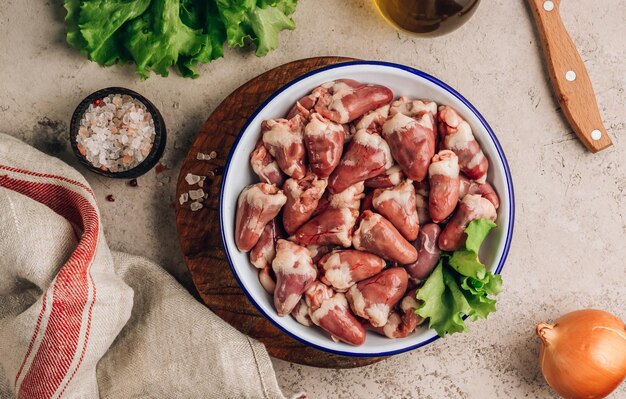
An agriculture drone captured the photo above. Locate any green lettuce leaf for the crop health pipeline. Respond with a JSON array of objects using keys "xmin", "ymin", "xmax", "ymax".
[
  {"xmin": 64, "ymin": 0, "xmax": 88, "ymax": 51},
  {"xmin": 124, "ymin": 0, "xmax": 207, "ymax": 79},
  {"xmin": 462, "ymin": 288, "xmax": 497, "ymax": 321},
  {"xmin": 247, "ymin": 5, "xmax": 296, "ymax": 56},
  {"xmin": 258, "ymin": 0, "xmax": 298, "ymax": 14},
  {"xmin": 417, "ymin": 262, "xmax": 469, "ymax": 335},
  {"xmin": 416, "ymin": 218, "xmax": 502, "ymax": 337},
  {"xmin": 78, "ymin": 0, "xmax": 151, "ymax": 66},
  {"xmin": 449, "ymin": 249, "xmax": 486, "ymax": 279},
  {"xmin": 461, "ymin": 273, "xmax": 502, "ymax": 297},
  {"xmin": 64, "ymin": 0, "xmax": 298, "ymax": 78},
  {"xmin": 177, "ymin": 0, "xmax": 226, "ymax": 78},
  {"xmin": 465, "ymin": 218, "xmax": 497, "ymax": 253},
  {"xmin": 180, "ymin": 0, "xmax": 204, "ymax": 28},
  {"xmin": 216, "ymin": 0, "xmax": 296, "ymax": 56}
]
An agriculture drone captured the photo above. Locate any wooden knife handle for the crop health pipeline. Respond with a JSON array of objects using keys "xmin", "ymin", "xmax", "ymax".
[{"xmin": 528, "ymin": 0, "xmax": 612, "ymax": 152}]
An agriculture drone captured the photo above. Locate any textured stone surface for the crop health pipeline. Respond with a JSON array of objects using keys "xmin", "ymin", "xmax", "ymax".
[{"xmin": 1, "ymin": 0, "xmax": 625, "ymax": 397}]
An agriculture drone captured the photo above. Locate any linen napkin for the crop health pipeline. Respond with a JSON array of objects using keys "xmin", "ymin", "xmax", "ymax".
[{"xmin": 0, "ymin": 133, "xmax": 291, "ymax": 399}]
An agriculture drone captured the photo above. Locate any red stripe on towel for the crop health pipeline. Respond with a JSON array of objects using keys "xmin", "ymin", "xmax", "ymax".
[
  {"xmin": 0, "ymin": 165, "xmax": 95, "ymax": 199},
  {"xmin": 0, "ymin": 174, "xmax": 98, "ymax": 399}
]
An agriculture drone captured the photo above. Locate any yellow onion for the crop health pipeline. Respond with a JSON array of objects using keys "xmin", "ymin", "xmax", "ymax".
[{"xmin": 536, "ymin": 309, "xmax": 626, "ymax": 399}]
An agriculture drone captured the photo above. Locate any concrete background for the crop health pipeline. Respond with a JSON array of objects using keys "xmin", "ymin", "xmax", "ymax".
[{"xmin": 1, "ymin": 0, "xmax": 625, "ymax": 397}]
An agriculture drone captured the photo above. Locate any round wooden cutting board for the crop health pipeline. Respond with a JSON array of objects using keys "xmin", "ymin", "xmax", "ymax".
[{"xmin": 174, "ymin": 57, "xmax": 386, "ymax": 368}]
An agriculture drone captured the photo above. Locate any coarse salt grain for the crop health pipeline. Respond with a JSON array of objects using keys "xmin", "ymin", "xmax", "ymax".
[
  {"xmin": 197, "ymin": 151, "xmax": 217, "ymax": 160},
  {"xmin": 188, "ymin": 189, "xmax": 205, "ymax": 200},
  {"xmin": 190, "ymin": 201, "xmax": 203, "ymax": 211},
  {"xmin": 185, "ymin": 173, "xmax": 201, "ymax": 185},
  {"xmin": 179, "ymin": 193, "xmax": 189, "ymax": 205},
  {"xmin": 76, "ymin": 94, "xmax": 156, "ymax": 172}
]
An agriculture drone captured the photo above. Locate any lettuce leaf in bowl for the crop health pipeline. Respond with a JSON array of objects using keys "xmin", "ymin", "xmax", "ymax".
[
  {"xmin": 416, "ymin": 261, "xmax": 471, "ymax": 335},
  {"xmin": 416, "ymin": 218, "xmax": 502, "ymax": 337},
  {"xmin": 465, "ymin": 218, "xmax": 497, "ymax": 253}
]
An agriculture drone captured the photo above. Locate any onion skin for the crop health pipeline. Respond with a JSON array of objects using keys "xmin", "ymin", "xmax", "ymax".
[{"xmin": 537, "ymin": 309, "xmax": 626, "ymax": 399}]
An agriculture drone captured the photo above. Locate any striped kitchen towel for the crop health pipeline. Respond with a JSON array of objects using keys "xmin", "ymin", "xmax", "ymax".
[{"xmin": 0, "ymin": 133, "xmax": 291, "ymax": 399}]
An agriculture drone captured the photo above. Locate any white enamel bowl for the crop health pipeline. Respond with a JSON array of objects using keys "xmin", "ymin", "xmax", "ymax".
[{"xmin": 220, "ymin": 61, "xmax": 515, "ymax": 357}]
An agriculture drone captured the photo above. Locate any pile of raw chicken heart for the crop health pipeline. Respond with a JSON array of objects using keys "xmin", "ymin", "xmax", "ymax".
[{"xmin": 234, "ymin": 79, "xmax": 500, "ymax": 345}]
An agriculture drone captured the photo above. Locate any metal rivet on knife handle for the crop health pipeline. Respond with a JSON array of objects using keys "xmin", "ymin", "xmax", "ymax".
[
  {"xmin": 528, "ymin": 0, "xmax": 613, "ymax": 153},
  {"xmin": 591, "ymin": 130, "xmax": 602, "ymax": 141}
]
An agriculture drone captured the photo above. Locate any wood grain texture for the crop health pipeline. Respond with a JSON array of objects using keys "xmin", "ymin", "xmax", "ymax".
[
  {"xmin": 174, "ymin": 57, "xmax": 386, "ymax": 368},
  {"xmin": 528, "ymin": 0, "xmax": 612, "ymax": 152}
]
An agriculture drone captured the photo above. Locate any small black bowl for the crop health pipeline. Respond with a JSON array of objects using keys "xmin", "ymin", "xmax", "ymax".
[{"xmin": 70, "ymin": 87, "xmax": 166, "ymax": 179}]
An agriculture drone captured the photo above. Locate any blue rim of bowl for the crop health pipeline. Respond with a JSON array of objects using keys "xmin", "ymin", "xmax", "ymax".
[{"xmin": 219, "ymin": 60, "xmax": 516, "ymax": 357}]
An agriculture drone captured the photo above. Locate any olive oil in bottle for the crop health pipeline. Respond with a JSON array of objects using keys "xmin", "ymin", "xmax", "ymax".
[{"xmin": 374, "ymin": 0, "xmax": 480, "ymax": 37}]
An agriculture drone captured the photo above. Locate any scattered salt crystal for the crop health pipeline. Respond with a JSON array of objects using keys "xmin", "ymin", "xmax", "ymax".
[
  {"xmin": 198, "ymin": 179, "xmax": 204, "ymax": 188},
  {"xmin": 197, "ymin": 151, "xmax": 218, "ymax": 160},
  {"xmin": 185, "ymin": 173, "xmax": 201, "ymax": 185},
  {"xmin": 189, "ymin": 189, "xmax": 205, "ymax": 200},
  {"xmin": 179, "ymin": 193, "xmax": 189, "ymax": 205},
  {"xmin": 190, "ymin": 201, "xmax": 203, "ymax": 211}
]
